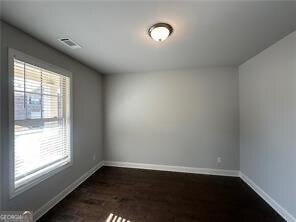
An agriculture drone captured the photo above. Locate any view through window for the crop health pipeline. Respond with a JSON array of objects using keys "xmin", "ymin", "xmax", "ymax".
[{"xmin": 13, "ymin": 58, "xmax": 71, "ymax": 190}]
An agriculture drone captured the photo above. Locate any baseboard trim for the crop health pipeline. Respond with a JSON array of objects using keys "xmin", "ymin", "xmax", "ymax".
[
  {"xmin": 104, "ymin": 161, "xmax": 239, "ymax": 177},
  {"xmin": 33, "ymin": 161, "xmax": 104, "ymax": 221},
  {"xmin": 105, "ymin": 161, "xmax": 295, "ymax": 221},
  {"xmin": 239, "ymin": 172, "xmax": 296, "ymax": 222},
  {"xmin": 32, "ymin": 160, "xmax": 295, "ymax": 222}
]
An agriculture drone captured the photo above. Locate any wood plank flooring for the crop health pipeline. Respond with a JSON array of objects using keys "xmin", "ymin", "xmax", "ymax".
[{"xmin": 39, "ymin": 166, "xmax": 285, "ymax": 222}]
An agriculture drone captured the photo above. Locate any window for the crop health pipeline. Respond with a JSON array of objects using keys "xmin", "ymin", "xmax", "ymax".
[{"xmin": 9, "ymin": 49, "xmax": 72, "ymax": 197}]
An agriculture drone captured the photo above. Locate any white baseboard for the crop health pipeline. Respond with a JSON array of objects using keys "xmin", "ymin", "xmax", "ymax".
[
  {"xmin": 239, "ymin": 172, "xmax": 296, "ymax": 222},
  {"xmin": 105, "ymin": 161, "xmax": 295, "ymax": 221},
  {"xmin": 104, "ymin": 161, "xmax": 239, "ymax": 177},
  {"xmin": 32, "ymin": 160, "xmax": 295, "ymax": 222},
  {"xmin": 33, "ymin": 161, "xmax": 104, "ymax": 221}
]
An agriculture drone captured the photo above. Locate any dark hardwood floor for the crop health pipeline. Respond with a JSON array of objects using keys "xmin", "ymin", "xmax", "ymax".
[{"xmin": 39, "ymin": 166, "xmax": 285, "ymax": 222}]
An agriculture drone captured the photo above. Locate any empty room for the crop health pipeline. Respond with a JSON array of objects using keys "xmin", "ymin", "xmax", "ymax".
[{"xmin": 0, "ymin": 0, "xmax": 295, "ymax": 221}]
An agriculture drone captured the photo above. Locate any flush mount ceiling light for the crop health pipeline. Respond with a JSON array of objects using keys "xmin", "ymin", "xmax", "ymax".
[{"xmin": 148, "ymin": 23, "xmax": 173, "ymax": 42}]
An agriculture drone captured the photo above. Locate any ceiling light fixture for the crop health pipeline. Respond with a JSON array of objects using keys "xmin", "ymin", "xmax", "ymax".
[{"xmin": 148, "ymin": 23, "xmax": 173, "ymax": 42}]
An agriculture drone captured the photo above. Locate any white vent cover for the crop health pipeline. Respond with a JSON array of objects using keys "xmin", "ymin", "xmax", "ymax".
[{"xmin": 58, "ymin": 38, "xmax": 81, "ymax": 49}]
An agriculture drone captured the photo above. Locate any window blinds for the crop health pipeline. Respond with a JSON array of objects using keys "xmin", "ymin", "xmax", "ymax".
[{"xmin": 14, "ymin": 59, "xmax": 71, "ymax": 188}]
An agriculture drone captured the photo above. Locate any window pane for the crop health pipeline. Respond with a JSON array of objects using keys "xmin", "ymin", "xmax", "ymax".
[
  {"xmin": 42, "ymin": 71, "xmax": 61, "ymax": 95},
  {"xmin": 15, "ymin": 92, "xmax": 26, "ymax": 120},
  {"xmin": 14, "ymin": 60, "xmax": 25, "ymax": 91},
  {"xmin": 43, "ymin": 95, "xmax": 59, "ymax": 119},
  {"xmin": 25, "ymin": 64, "xmax": 41, "ymax": 93},
  {"xmin": 26, "ymin": 93, "xmax": 42, "ymax": 119},
  {"xmin": 15, "ymin": 120, "xmax": 69, "ymax": 180}
]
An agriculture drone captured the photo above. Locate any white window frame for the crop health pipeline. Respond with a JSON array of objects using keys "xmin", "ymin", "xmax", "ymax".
[{"xmin": 8, "ymin": 48, "xmax": 73, "ymax": 198}]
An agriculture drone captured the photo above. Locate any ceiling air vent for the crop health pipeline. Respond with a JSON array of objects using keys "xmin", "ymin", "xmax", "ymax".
[{"xmin": 59, "ymin": 38, "xmax": 81, "ymax": 49}]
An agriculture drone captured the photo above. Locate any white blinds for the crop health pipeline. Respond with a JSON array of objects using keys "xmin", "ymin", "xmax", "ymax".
[{"xmin": 14, "ymin": 58, "xmax": 71, "ymax": 188}]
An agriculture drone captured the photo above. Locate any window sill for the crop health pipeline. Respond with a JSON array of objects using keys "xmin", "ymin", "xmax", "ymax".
[{"xmin": 10, "ymin": 159, "xmax": 73, "ymax": 199}]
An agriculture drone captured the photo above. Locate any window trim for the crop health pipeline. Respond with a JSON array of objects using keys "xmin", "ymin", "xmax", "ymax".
[{"xmin": 8, "ymin": 48, "xmax": 73, "ymax": 199}]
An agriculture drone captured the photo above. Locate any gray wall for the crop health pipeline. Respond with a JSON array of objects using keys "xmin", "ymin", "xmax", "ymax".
[
  {"xmin": 239, "ymin": 31, "xmax": 296, "ymax": 217},
  {"xmin": 0, "ymin": 22, "xmax": 104, "ymax": 212},
  {"xmin": 104, "ymin": 68, "xmax": 239, "ymax": 170}
]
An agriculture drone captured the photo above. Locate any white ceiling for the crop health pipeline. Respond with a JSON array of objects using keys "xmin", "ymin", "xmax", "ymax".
[{"xmin": 1, "ymin": 1, "xmax": 296, "ymax": 74}]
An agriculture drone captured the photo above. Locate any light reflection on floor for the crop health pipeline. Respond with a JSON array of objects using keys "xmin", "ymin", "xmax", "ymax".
[{"xmin": 106, "ymin": 213, "xmax": 131, "ymax": 222}]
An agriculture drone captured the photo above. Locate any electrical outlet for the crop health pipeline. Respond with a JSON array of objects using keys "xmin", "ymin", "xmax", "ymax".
[
  {"xmin": 93, "ymin": 154, "xmax": 96, "ymax": 161},
  {"xmin": 217, "ymin": 157, "xmax": 222, "ymax": 164}
]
